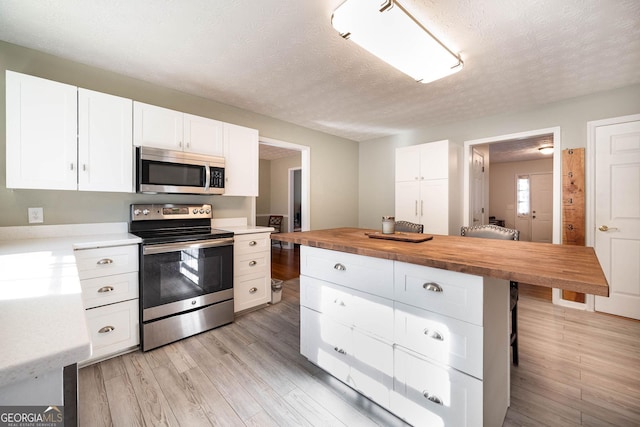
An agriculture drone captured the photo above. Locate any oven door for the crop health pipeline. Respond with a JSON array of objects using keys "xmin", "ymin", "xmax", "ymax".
[{"xmin": 141, "ymin": 238, "xmax": 234, "ymax": 322}]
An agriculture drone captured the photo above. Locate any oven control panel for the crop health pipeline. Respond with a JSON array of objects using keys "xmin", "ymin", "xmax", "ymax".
[{"xmin": 131, "ymin": 204, "xmax": 212, "ymax": 221}]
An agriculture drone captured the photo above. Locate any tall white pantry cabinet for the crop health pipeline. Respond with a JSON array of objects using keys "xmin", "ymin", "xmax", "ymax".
[{"xmin": 395, "ymin": 140, "xmax": 461, "ymax": 235}]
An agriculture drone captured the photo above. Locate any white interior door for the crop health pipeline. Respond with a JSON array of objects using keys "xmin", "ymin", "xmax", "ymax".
[
  {"xmin": 531, "ymin": 173, "xmax": 553, "ymax": 243},
  {"xmin": 594, "ymin": 119, "xmax": 640, "ymax": 320},
  {"xmin": 471, "ymin": 149, "xmax": 485, "ymax": 225}
]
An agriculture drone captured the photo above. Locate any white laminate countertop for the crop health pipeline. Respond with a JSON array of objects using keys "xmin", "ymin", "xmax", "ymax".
[
  {"xmin": 211, "ymin": 217, "xmax": 274, "ymax": 235},
  {"xmin": 217, "ymin": 225, "xmax": 274, "ymax": 235},
  {"xmin": 0, "ymin": 223, "xmax": 141, "ymax": 388}
]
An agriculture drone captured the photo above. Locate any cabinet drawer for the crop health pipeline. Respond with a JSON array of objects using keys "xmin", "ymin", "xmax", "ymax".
[
  {"xmin": 81, "ymin": 272, "xmax": 139, "ymax": 309},
  {"xmin": 301, "ymin": 246, "xmax": 394, "ymax": 299},
  {"xmin": 391, "ymin": 347, "xmax": 482, "ymax": 427},
  {"xmin": 234, "ymin": 233, "xmax": 271, "ymax": 254},
  {"xmin": 75, "ymin": 245, "xmax": 138, "ymax": 280},
  {"xmin": 300, "ymin": 307, "xmax": 351, "ymax": 383},
  {"xmin": 300, "ymin": 307, "xmax": 392, "ymax": 407},
  {"xmin": 84, "ymin": 299, "xmax": 139, "ymax": 362},
  {"xmin": 394, "ymin": 261, "xmax": 483, "ymax": 325},
  {"xmin": 234, "ymin": 273, "xmax": 270, "ymax": 312},
  {"xmin": 300, "ymin": 275, "xmax": 394, "ymax": 341},
  {"xmin": 395, "ymin": 302, "xmax": 483, "ymax": 379},
  {"xmin": 235, "ymin": 251, "xmax": 269, "ymax": 276}
]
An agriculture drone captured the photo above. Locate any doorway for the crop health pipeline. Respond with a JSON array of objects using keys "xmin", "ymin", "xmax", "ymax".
[
  {"xmin": 258, "ymin": 137, "xmax": 310, "ymax": 234},
  {"xmin": 463, "ymin": 127, "xmax": 561, "ymax": 242}
]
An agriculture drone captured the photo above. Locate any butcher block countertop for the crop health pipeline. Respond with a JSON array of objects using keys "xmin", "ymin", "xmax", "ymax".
[{"xmin": 272, "ymin": 228, "xmax": 609, "ymax": 297}]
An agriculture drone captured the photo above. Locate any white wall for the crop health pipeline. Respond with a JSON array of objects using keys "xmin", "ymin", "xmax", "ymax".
[
  {"xmin": 358, "ymin": 84, "xmax": 640, "ymax": 229},
  {"xmin": 0, "ymin": 41, "xmax": 360, "ymax": 229},
  {"xmin": 489, "ymin": 159, "xmax": 553, "ymax": 231}
]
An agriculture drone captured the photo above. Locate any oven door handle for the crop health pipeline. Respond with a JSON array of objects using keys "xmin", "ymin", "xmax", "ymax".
[{"xmin": 143, "ymin": 237, "xmax": 234, "ymax": 255}]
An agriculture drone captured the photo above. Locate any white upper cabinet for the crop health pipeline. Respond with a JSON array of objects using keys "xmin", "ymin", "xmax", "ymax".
[
  {"xmin": 395, "ymin": 139, "xmax": 449, "ymax": 182},
  {"xmin": 6, "ymin": 71, "xmax": 78, "ymax": 190},
  {"xmin": 6, "ymin": 71, "xmax": 135, "ymax": 192},
  {"xmin": 184, "ymin": 113, "xmax": 224, "ymax": 156},
  {"xmin": 133, "ymin": 102, "xmax": 224, "ymax": 156},
  {"xmin": 223, "ymin": 123, "xmax": 259, "ymax": 197},
  {"xmin": 78, "ymin": 89, "xmax": 133, "ymax": 192}
]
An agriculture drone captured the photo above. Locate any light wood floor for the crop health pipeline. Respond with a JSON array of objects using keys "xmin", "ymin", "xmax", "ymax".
[{"xmin": 79, "ymin": 250, "xmax": 640, "ymax": 426}]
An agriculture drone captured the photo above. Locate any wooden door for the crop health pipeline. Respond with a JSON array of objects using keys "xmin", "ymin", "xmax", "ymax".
[
  {"xmin": 530, "ymin": 173, "xmax": 553, "ymax": 243},
  {"xmin": 594, "ymin": 119, "xmax": 640, "ymax": 320}
]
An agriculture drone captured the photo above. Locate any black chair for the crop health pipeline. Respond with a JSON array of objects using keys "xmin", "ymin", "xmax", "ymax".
[
  {"xmin": 269, "ymin": 215, "xmax": 283, "ymax": 248},
  {"xmin": 460, "ymin": 224, "xmax": 520, "ymax": 366},
  {"xmin": 394, "ymin": 220, "xmax": 424, "ymax": 233}
]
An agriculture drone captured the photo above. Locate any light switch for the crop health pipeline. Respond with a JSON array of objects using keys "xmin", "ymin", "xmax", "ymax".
[{"xmin": 28, "ymin": 207, "xmax": 44, "ymax": 224}]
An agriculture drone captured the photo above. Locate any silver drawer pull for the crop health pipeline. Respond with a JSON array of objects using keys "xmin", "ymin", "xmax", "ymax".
[
  {"xmin": 249, "ymin": 240, "xmax": 257, "ymax": 246},
  {"xmin": 97, "ymin": 258, "xmax": 113, "ymax": 265},
  {"xmin": 423, "ymin": 328, "xmax": 444, "ymax": 341},
  {"xmin": 423, "ymin": 282, "xmax": 443, "ymax": 293},
  {"xmin": 249, "ymin": 260, "xmax": 257, "ymax": 266},
  {"xmin": 334, "ymin": 263, "xmax": 346, "ymax": 271},
  {"xmin": 423, "ymin": 391, "xmax": 443, "ymax": 406},
  {"xmin": 98, "ymin": 326, "xmax": 115, "ymax": 334},
  {"xmin": 333, "ymin": 299, "xmax": 346, "ymax": 307},
  {"xmin": 97, "ymin": 286, "xmax": 115, "ymax": 293},
  {"xmin": 249, "ymin": 287, "xmax": 258, "ymax": 294},
  {"xmin": 333, "ymin": 347, "xmax": 346, "ymax": 355}
]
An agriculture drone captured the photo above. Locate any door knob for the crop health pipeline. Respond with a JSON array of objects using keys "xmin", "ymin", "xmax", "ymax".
[{"xmin": 598, "ymin": 225, "xmax": 619, "ymax": 232}]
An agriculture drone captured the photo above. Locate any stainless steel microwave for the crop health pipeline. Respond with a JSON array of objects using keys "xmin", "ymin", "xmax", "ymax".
[{"xmin": 136, "ymin": 146, "xmax": 225, "ymax": 195}]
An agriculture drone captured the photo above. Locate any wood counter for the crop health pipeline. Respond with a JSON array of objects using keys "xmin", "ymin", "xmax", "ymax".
[{"xmin": 271, "ymin": 227, "xmax": 609, "ymax": 297}]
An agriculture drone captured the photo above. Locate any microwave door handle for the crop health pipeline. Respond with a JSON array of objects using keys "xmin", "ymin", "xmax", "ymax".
[{"xmin": 204, "ymin": 165, "xmax": 211, "ymax": 191}]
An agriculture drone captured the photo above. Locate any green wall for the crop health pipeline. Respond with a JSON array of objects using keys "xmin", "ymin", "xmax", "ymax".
[
  {"xmin": 0, "ymin": 41, "xmax": 359, "ymax": 229},
  {"xmin": 358, "ymin": 84, "xmax": 640, "ymax": 229}
]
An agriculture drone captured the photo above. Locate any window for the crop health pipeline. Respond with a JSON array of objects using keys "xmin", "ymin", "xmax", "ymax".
[{"xmin": 516, "ymin": 175, "xmax": 530, "ymax": 216}]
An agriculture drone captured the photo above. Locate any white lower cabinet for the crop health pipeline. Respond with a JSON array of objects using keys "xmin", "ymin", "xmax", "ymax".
[
  {"xmin": 300, "ymin": 246, "xmax": 509, "ymax": 426},
  {"xmin": 391, "ymin": 347, "xmax": 482, "ymax": 427},
  {"xmin": 234, "ymin": 232, "xmax": 272, "ymax": 312},
  {"xmin": 75, "ymin": 244, "xmax": 140, "ymax": 365},
  {"xmin": 84, "ymin": 299, "xmax": 139, "ymax": 361},
  {"xmin": 300, "ymin": 307, "xmax": 393, "ymax": 408}
]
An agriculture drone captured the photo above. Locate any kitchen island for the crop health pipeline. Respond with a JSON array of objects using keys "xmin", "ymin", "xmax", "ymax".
[{"xmin": 271, "ymin": 228, "xmax": 608, "ymax": 427}]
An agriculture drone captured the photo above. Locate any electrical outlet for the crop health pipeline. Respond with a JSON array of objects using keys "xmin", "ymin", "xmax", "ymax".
[{"xmin": 28, "ymin": 207, "xmax": 44, "ymax": 224}]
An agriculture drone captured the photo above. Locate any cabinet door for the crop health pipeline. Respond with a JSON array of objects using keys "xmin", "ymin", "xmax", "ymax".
[
  {"xmin": 420, "ymin": 140, "xmax": 449, "ymax": 180},
  {"xmin": 133, "ymin": 102, "xmax": 183, "ymax": 150},
  {"xmin": 223, "ymin": 123, "xmax": 259, "ymax": 196},
  {"xmin": 395, "ymin": 145, "xmax": 421, "ymax": 182},
  {"xmin": 420, "ymin": 179, "xmax": 449, "ymax": 235},
  {"xmin": 395, "ymin": 181, "xmax": 420, "ymax": 223},
  {"xmin": 6, "ymin": 71, "xmax": 77, "ymax": 190},
  {"xmin": 78, "ymin": 89, "xmax": 133, "ymax": 192},
  {"xmin": 183, "ymin": 113, "xmax": 224, "ymax": 156}
]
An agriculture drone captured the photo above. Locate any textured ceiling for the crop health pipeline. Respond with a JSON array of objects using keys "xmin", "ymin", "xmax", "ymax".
[{"xmin": 0, "ymin": 0, "xmax": 639, "ymax": 142}]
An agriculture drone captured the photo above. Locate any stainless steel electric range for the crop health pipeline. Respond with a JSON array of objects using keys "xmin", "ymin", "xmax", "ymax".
[{"xmin": 129, "ymin": 203, "xmax": 234, "ymax": 351}]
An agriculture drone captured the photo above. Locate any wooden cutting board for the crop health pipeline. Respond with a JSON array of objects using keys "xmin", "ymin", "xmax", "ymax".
[{"xmin": 365, "ymin": 232, "xmax": 434, "ymax": 242}]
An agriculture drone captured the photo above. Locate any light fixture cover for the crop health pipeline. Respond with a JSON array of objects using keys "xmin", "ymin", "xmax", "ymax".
[
  {"xmin": 538, "ymin": 146, "xmax": 554, "ymax": 155},
  {"xmin": 331, "ymin": 0, "xmax": 463, "ymax": 83}
]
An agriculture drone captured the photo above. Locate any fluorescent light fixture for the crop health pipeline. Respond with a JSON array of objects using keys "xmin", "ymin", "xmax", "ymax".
[
  {"xmin": 538, "ymin": 145, "xmax": 554, "ymax": 155},
  {"xmin": 331, "ymin": 0, "xmax": 463, "ymax": 83}
]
